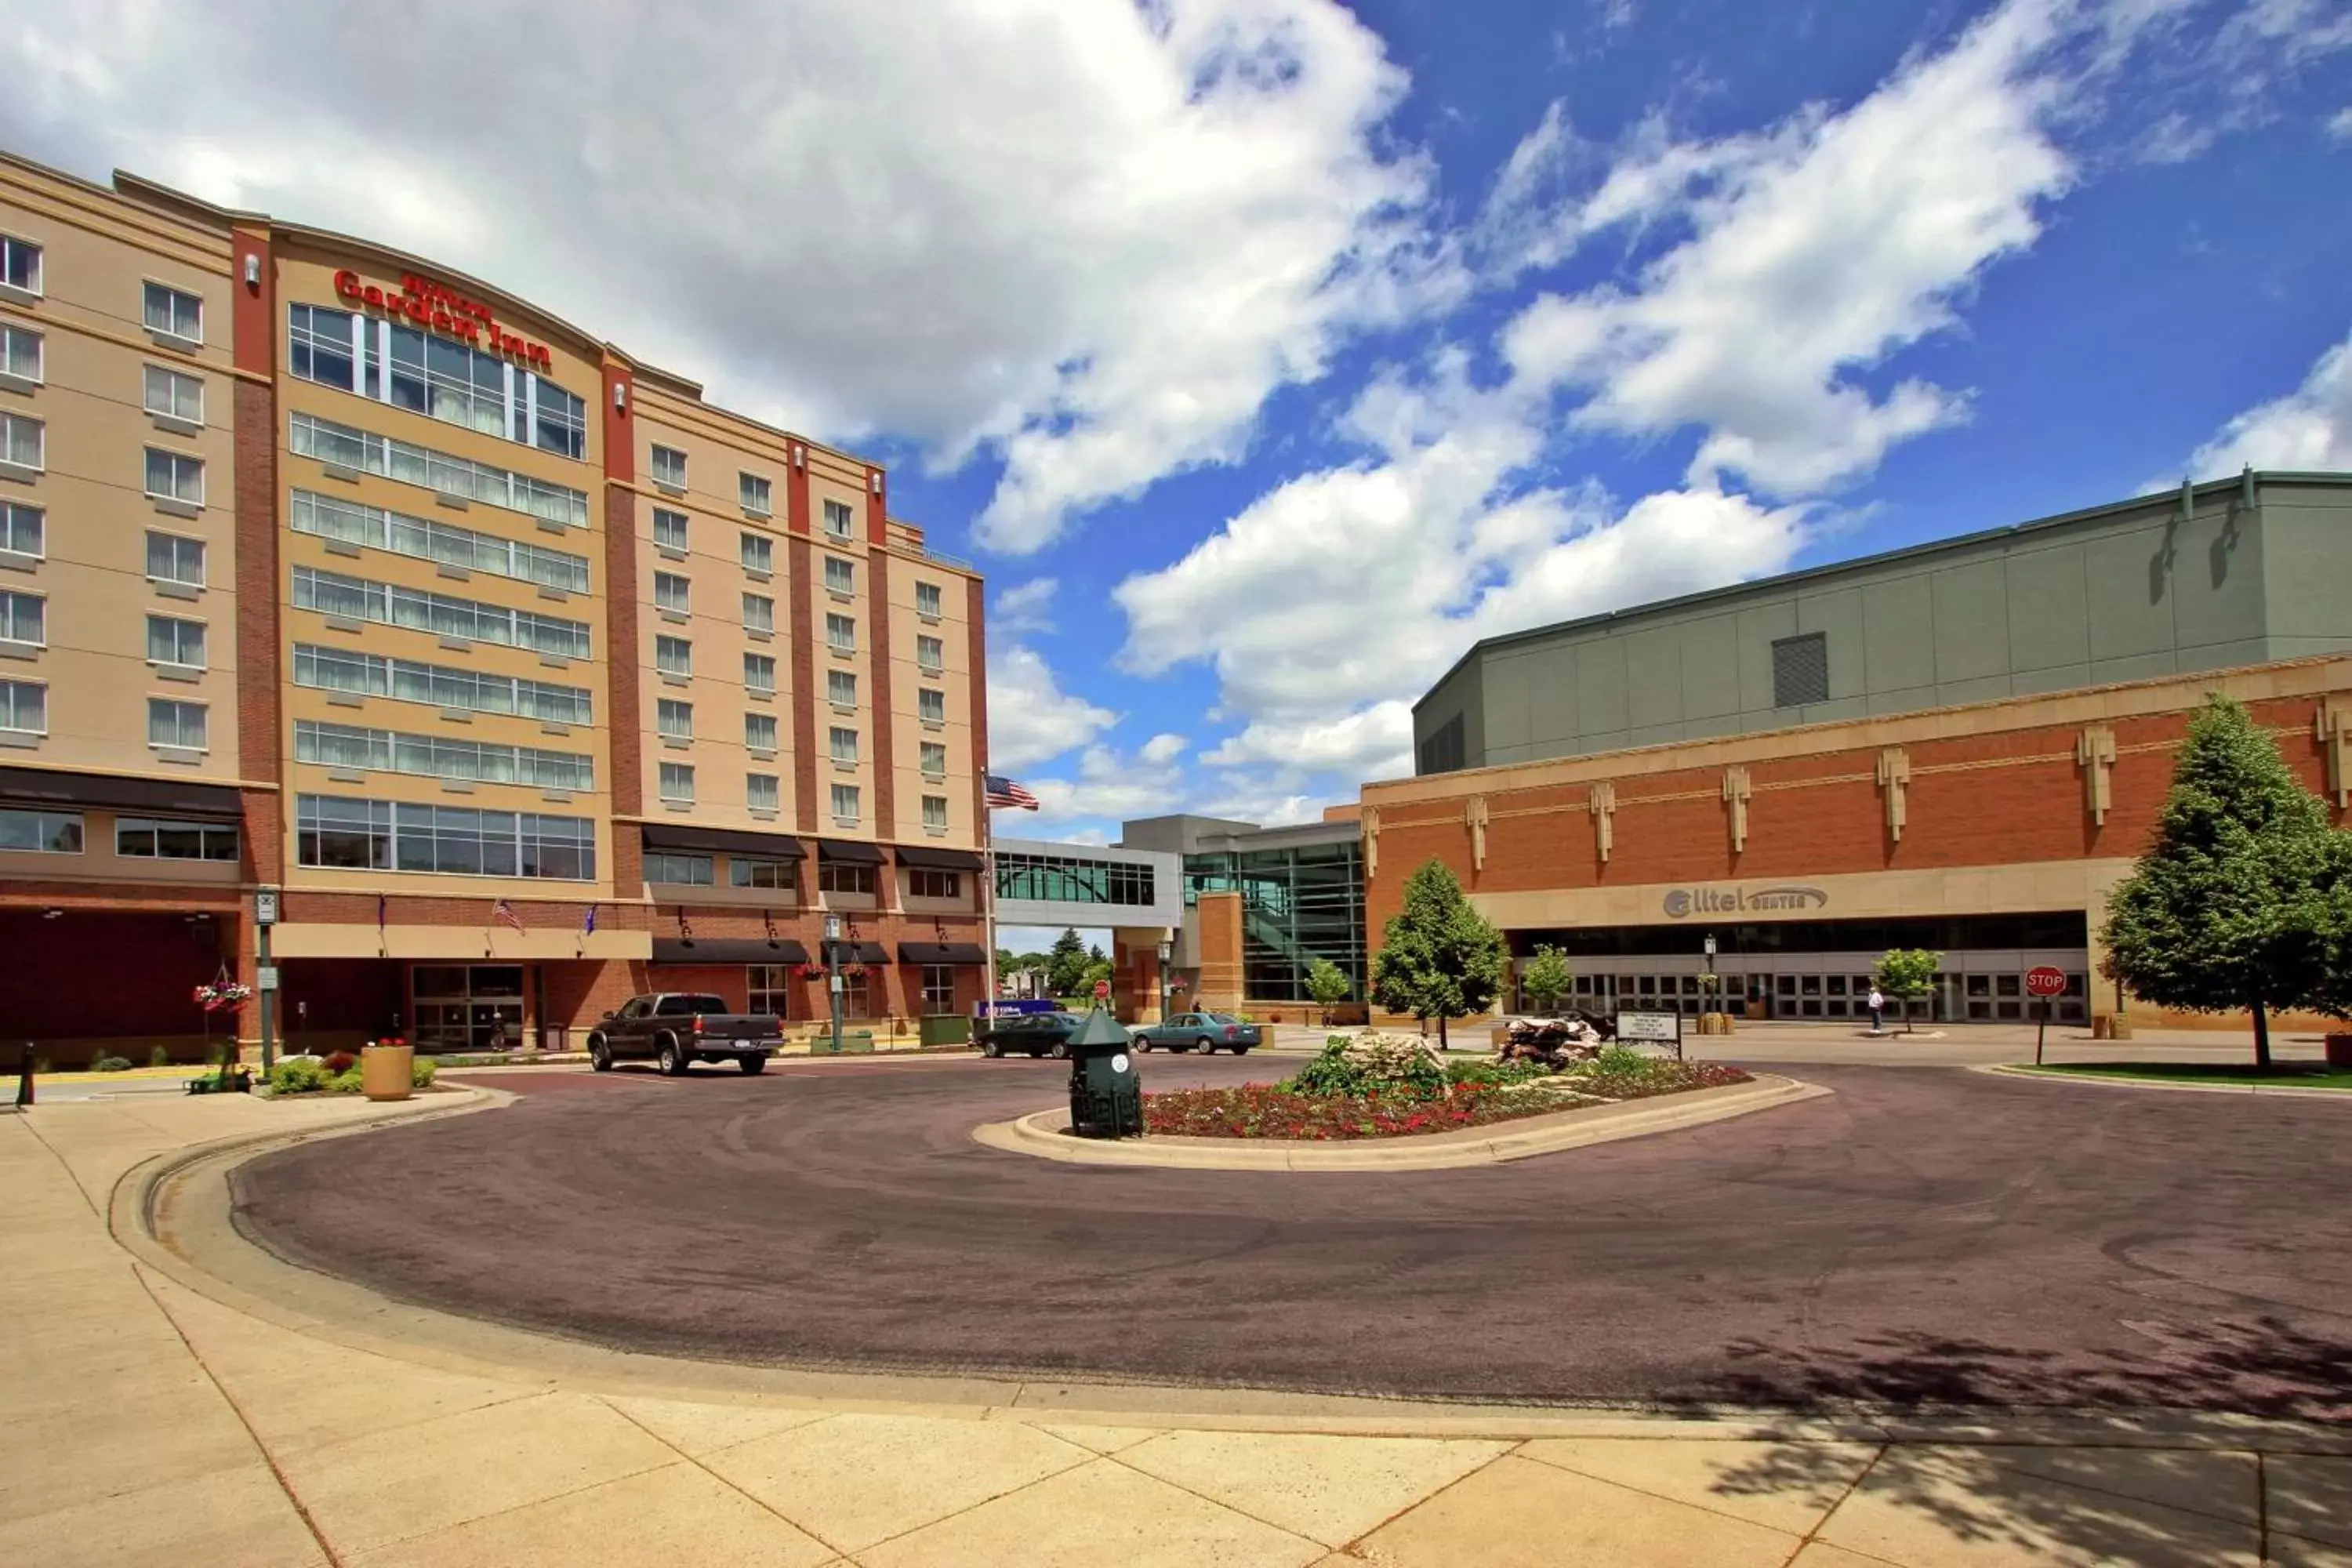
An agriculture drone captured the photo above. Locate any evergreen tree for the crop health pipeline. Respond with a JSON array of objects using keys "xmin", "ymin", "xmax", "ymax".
[
  {"xmin": 1519, "ymin": 946, "xmax": 1575, "ymax": 1015},
  {"xmin": 2102, "ymin": 696, "xmax": 2343, "ymax": 1069},
  {"xmin": 1369, "ymin": 858, "xmax": 1508, "ymax": 1049},
  {"xmin": 1047, "ymin": 927, "xmax": 1091, "ymax": 1000}
]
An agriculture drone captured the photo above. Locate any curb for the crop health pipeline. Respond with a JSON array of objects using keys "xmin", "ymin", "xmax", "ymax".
[
  {"xmin": 971, "ymin": 1073, "xmax": 1829, "ymax": 1171},
  {"xmin": 1978, "ymin": 1063, "xmax": 2352, "ymax": 1099}
]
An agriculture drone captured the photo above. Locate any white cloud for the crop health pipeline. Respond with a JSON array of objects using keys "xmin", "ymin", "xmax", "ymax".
[
  {"xmin": 991, "ymin": 579, "xmax": 1061, "ymax": 635},
  {"xmin": 1138, "ymin": 732, "xmax": 1189, "ymax": 767},
  {"xmin": 1502, "ymin": 0, "xmax": 2074, "ymax": 496},
  {"xmin": 2185, "ymin": 327, "xmax": 2352, "ymax": 477},
  {"xmin": 2328, "ymin": 107, "xmax": 2352, "ymax": 140},
  {"xmin": 985, "ymin": 644, "xmax": 1117, "ymax": 771},
  {"xmin": 0, "ymin": 0, "xmax": 1446, "ymax": 555}
]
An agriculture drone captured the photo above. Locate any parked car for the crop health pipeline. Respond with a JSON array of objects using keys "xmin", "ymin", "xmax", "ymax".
[
  {"xmin": 1131, "ymin": 1011, "xmax": 1261, "ymax": 1054},
  {"xmin": 975, "ymin": 1011, "xmax": 1090, "ymax": 1058},
  {"xmin": 586, "ymin": 993, "xmax": 783, "ymax": 1075}
]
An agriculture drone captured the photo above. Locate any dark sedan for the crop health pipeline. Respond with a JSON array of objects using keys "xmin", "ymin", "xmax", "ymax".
[{"xmin": 974, "ymin": 1011, "xmax": 1090, "ymax": 1058}]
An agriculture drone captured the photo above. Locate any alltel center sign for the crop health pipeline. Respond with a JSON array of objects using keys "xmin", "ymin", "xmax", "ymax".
[
  {"xmin": 333, "ymin": 269, "xmax": 555, "ymax": 371},
  {"xmin": 1663, "ymin": 884, "xmax": 1829, "ymax": 919}
]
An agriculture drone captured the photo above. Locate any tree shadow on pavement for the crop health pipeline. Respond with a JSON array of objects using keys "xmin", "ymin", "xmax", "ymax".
[{"xmin": 1693, "ymin": 1320, "xmax": 2350, "ymax": 1563}]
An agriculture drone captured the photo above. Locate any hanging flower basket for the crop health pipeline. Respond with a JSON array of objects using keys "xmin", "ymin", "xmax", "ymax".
[
  {"xmin": 840, "ymin": 963, "xmax": 869, "ymax": 978},
  {"xmin": 797, "ymin": 963, "xmax": 827, "ymax": 980},
  {"xmin": 192, "ymin": 980, "xmax": 253, "ymax": 1013}
]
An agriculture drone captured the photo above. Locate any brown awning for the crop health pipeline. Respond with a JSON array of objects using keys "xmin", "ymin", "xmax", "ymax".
[
  {"xmin": 815, "ymin": 839, "xmax": 887, "ymax": 865},
  {"xmin": 894, "ymin": 845, "xmax": 983, "ymax": 870},
  {"xmin": 640, "ymin": 824, "xmax": 803, "ymax": 858},
  {"xmin": 652, "ymin": 938, "xmax": 809, "ymax": 964},
  {"xmin": 0, "ymin": 765, "xmax": 242, "ymax": 820},
  {"xmin": 900, "ymin": 942, "xmax": 988, "ymax": 964}
]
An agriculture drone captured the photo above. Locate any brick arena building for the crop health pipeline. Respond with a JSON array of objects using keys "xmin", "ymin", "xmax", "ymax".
[
  {"xmin": 0, "ymin": 150, "xmax": 990, "ymax": 1061},
  {"xmin": 1364, "ymin": 473, "xmax": 2352, "ymax": 1033}
]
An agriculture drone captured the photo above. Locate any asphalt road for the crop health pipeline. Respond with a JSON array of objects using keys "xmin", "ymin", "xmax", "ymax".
[{"xmin": 230, "ymin": 1056, "xmax": 2352, "ymax": 1417}]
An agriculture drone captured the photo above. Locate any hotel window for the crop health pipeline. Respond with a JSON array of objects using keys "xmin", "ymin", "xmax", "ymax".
[
  {"xmin": 148, "ymin": 697, "xmax": 208, "ymax": 750},
  {"xmin": 918, "ymin": 688, "xmax": 946, "ymax": 724},
  {"xmin": 915, "ymin": 582, "xmax": 943, "ymax": 619},
  {"xmin": 745, "ymin": 712, "xmax": 779, "ymax": 751},
  {"xmin": 2, "ymin": 412, "xmax": 42, "ymax": 470},
  {"xmin": 742, "ymin": 592, "xmax": 774, "ymax": 633},
  {"xmin": 644, "ymin": 851, "xmax": 713, "ymax": 887},
  {"xmin": 824, "ymin": 498, "xmax": 855, "ymax": 538},
  {"xmin": 739, "ymin": 472, "xmax": 771, "ymax": 514},
  {"xmin": 115, "ymin": 816, "xmax": 238, "ymax": 862},
  {"xmin": 292, "ymin": 644, "xmax": 593, "ymax": 726},
  {"xmin": 143, "ymin": 281, "xmax": 203, "ymax": 343},
  {"xmin": 654, "ymin": 572, "xmax": 691, "ymax": 614},
  {"xmin": 295, "ymin": 795, "xmax": 595, "ymax": 879},
  {"xmin": 291, "ymin": 567, "xmax": 592, "ymax": 659},
  {"xmin": 652, "ymin": 507, "xmax": 688, "ymax": 551},
  {"xmin": 910, "ymin": 869, "xmax": 960, "ymax": 899},
  {"xmin": 922, "ymin": 794, "xmax": 950, "ymax": 831},
  {"xmin": 657, "ymin": 698, "xmax": 693, "ymax": 739},
  {"xmin": 659, "ymin": 761, "xmax": 695, "ymax": 804},
  {"xmin": 0, "ymin": 325, "xmax": 39, "ymax": 381},
  {"xmin": 920, "ymin": 740, "xmax": 948, "ymax": 777},
  {"xmin": 0, "ymin": 679, "xmax": 44, "ymax": 735},
  {"xmin": 143, "ymin": 365, "xmax": 204, "ymax": 423},
  {"xmin": 291, "ymin": 490, "xmax": 589, "ymax": 593},
  {"xmin": 829, "ymin": 782, "xmax": 861, "ymax": 824},
  {"xmin": 291, "ymin": 307, "xmax": 586, "ymax": 458},
  {"xmin": 839, "ymin": 968, "xmax": 873, "ymax": 1019},
  {"xmin": 739, "ymin": 532, "xmax": 772, "ymax": 574},
  {"xmin": 921, "ymin": 965, "xmax": 956, "ymax": 1011},
  {"xmin": 1, "ymin": 503, "xmax": 40, "ymax": 558},
  {"xmin": 817, "ymin": 858, "xmax": 874, "ymax": 896},
  {"xmin": 144, "ymin": 448, "xmax": 205, "ymax": 506},
  {"xmin": 651, "ymin": 444, "xmax": 687, "ymax": 488},
  {"xmin": 288, "ymin": 411, "xmax": 589, "ymax": 528},
  {"xmin": 826, "ymin": 613, "xmax": 855, "ymax": 653},
  {"xmin": 829, "ymin": 726, "xmax": 858, "ymax": 764},
  {"xmin": 1772, "ymin": 631, "xmax": 1830, "ymax": 709},
  {"xmin": 146, "ymin": 614, "xmax": 205, "ymax": 669},
  {"xmin": 732, "ymin": 853, "xmax": 794, "ymax": 890},
  {"xmin": 748, "ymin": 964, "xmax": 793, "ymax": 1018},
  {"xmin": 916, "ymin": 634, "xmax": 945, "ymax": 674},
  {"xmin": 0, "ymin": 590, "xmax": 42, "ymax": 647},
  {"xmin": 655, "ymin": 634, "xmax": 692, "ymax": 677},
  {"xmin": 745, "ymin": 773, "xmax": 780, "ymax": 815},
  {"xmin": 825, "ymin": 557, "xmax": 855, "ymax": 594},
  {"xmin": 294, "ymin": 719, "xmax": 593, "ymax": 790},
  {"xmin": 146, "ymin": 531, "xmax": 205, "ymax": 587},
  {"xmin": 827, "ymin": 670, "xmax": 857, "ymax": 706},
  {"xmin": 0, "ymin": 806, "xmax": 78, "ymax": 851},
  {"xmin": 743, "ymin": 651, "xmax": 776, "ymax": 695},
  {"xmin": 287, "ymin": 304, "xmax": 358, "ymax": 389},
  {"xmin": 0, "ymin": 235, "xmax": 39, "ymax": 294}
]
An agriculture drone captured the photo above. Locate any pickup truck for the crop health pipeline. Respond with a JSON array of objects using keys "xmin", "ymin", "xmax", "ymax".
[
  {"xmin": 586, "ymin": 993, "xmax": 783, "ymax": 1076},
  {"xmin": 1129, "ymin": 1011, "xmax": 1261, "ymax": 1054}
]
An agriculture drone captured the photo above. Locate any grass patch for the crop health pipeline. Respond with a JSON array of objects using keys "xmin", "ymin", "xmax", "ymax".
[{"xmin": 2018, "ymin": 1062, "xmax": 2352, "ymax": 1090}]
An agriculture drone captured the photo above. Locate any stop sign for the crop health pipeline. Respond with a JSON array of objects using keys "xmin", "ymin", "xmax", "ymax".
[
  {"xmin": 2024, "ymin": 966, "xmax": 2067, "ymax": 998},
  {"xmin": 1094, "ymin": 978, "xmax": 1110, "ymax": 1000}
]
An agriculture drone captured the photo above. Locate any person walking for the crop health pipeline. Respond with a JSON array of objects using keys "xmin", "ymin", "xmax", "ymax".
[{"xmin": 1867, "ymin": 985, "xmax": 1886, "ymax": 1033}]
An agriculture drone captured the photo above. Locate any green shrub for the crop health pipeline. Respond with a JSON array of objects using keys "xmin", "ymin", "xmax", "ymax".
[
  {"xmin": 89, "ymin": 1054, "xmax": 134, "ymax": 1073},
  {"xmin": 1446, "ymin": 1056, "xmax": 1554, "ymax": 1088},
  {"xmin": 1594, "ymin": 1044, "xmax": 1651, "ymax": 1075},
  {"xmin": 149, "ymin": 1045, "xmax": 171, "ymax": 1069},
  {"xmin": 327, "ymin": 1067, "xmax": 365, "ymax": 1094},
  {"xmin": 410, "ymin": 1058, "xmax": 437, "ymax": 1089},
  {"xmin": 1284, "ymin": 1041, "xmax": 1370, "ymax": 1098},
  {"xmin": 269, "ymin": 1058, "xmax": 327, "ymax": 1094},
  {"xmin": 1282, "ymin": 1031, "xmax": 1447, "ymax": 1099}
]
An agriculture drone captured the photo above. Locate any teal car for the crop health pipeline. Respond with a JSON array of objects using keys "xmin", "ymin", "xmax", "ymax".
[{"xmin": 1130, "ymin": 1011, "xmax": 1261, "ymax": 1054}]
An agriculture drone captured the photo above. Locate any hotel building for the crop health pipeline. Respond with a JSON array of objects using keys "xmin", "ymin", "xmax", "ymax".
[{"xmin": 0, "ymin": 151, "xmax": 989, "ymax": 1061}]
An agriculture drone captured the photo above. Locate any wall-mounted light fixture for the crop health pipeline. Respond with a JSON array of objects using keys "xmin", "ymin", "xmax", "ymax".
[
  {"xmin": 243, "ymin": 253, "xmax": 260, "ymax": 288},
  {"xmin": 868, "ymin": 471, "xmax": 883, "ymax": 496},
  {"xmin": 612, "ymin": 382, "xmax": 627, "ymax": 414},
  {"xmin": 791, "ymin": 443, "xmax": 806, "ymax": 470}
]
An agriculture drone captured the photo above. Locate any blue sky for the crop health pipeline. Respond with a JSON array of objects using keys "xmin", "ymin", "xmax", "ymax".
[{"xmin": 7, "ymin": 0, "xmax": 2350, "ymax": 868}]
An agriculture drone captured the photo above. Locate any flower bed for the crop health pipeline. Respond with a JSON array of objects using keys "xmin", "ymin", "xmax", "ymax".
[{"xmin": 1141, "ymin": 1058, "xmax": 1751, "ymax": 1141}]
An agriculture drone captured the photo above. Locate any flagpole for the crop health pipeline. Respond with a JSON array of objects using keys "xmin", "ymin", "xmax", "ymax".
[{"xmin": 980, "ymin": 799, "xmax": 998, "ymax": 1027}]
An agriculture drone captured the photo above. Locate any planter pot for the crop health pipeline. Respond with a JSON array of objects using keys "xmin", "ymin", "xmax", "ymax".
[{"xmin": 361, "ymin": 1044, "xmax": 414, "ymax": 1102}]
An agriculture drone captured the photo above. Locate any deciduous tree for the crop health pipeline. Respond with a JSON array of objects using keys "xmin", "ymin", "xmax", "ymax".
[
  {"xmin": 1305, "ymin": 958, "xmax": 1352, "ymax": 1025},
  {"xmin": 1369, "ymin": 859, "xmax": 1508, "ymax": 1050},
  {"xmin": 1519, "ymin": 946, "xmax": 1575, "ymax": 1016},
  {"xmin": 1871, "ymin": 949, "xmax": 1940, "ymax": 1034}
]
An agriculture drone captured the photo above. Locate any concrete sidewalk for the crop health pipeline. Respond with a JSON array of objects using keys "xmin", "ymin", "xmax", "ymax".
[{"xmin": 5, "ymin": 1094, "xmax": 2347, "ymax": 1566}]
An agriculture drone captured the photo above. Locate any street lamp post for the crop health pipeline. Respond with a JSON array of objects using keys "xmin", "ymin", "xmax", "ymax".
[
  {"xmin": 1703, "ymin": 931, "xmax": 1718, "ymax": 1021},
  {"xmin": 1156, "ymin": 936, "xmax": 1173, "ymax": 1025},
  {"xmin": 823, "ymin": 913, "xmax": 844, "ymax": 1056}
]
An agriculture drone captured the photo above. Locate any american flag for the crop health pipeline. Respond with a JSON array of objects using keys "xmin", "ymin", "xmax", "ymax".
[
  {"xmin": 492, "ymin": 898, "xmax": 526, "ymax": 934},
  {"xmin": 985, "ymin": 774, "xmax": 1039, "ymax": 811}
]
